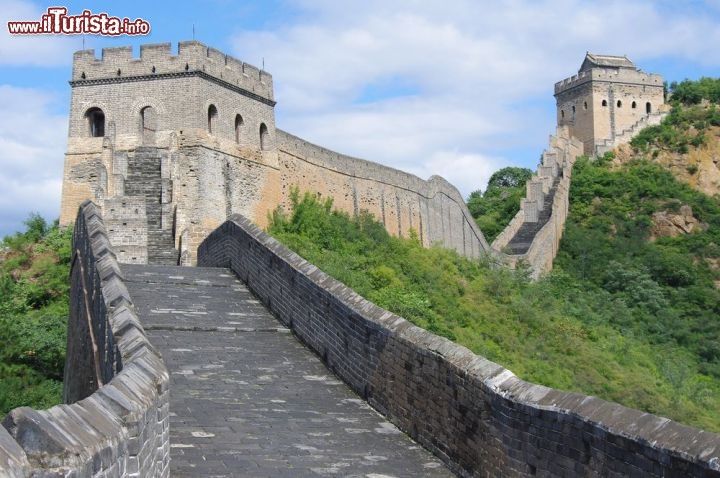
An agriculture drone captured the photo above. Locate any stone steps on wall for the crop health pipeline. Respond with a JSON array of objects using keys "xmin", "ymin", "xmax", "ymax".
[
  {"xmin": 596, "ymin": 112, "xmax": 667, "ymax": 155},
  {"xmin": 505, "ymin": 177, "xmax": 560, "ymax": 255},
  {"xmin": 147, "ymin": 230, "xmax": 179, "ymax": 266},
  {"xmin": 125, "ymin": 147, "xmax": 179, "ymax": 265}
]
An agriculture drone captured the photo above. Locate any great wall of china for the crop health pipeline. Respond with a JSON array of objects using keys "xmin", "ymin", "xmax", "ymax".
[{"xmin": 4, "ymin": 43, "xmax": 715, "ymax": 477}]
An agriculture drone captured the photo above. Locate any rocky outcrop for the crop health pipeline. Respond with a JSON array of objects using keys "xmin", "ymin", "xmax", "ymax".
[{"xmin": 650, "ymin": 204, "xmax": 707, "ymax": 240}]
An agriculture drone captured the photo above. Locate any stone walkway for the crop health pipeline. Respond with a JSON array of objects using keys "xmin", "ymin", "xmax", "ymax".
[{"xmin": 122, "ymin": 264, "xmax": 454, "ymax": 477}]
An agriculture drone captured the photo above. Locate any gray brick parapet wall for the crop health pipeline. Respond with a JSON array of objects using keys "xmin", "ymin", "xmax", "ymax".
[
  {"xmin": 1, "ymin": 201, "xmax": 169, "ymax": 477},
  {"xmin": 199, "ymin": 215, "xmax": 720, "ymax": 477}
]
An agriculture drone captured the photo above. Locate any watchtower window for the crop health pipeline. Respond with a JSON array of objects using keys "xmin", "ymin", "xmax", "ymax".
[
  {"xmin": 632, "ymin": 101, "xmax": 637, "ymax": 109},
  {"xmin": 572, "ymin": 105, "xmax": 576, "ymax": 114},
  {"xmin": 561, "ymin": 110, "xmax": 565, "ymax": 119},
  {"xmin": 260, "ymin": 123, "xmax": 269, "ymax": 150},
  {"xmin": 235, "ymin": 114, "xmax": 243, "ymax": 144},
  {"xmin": 208, "ymin": 105, "xmax": 218, "ymax": 134},
  {"xmin": 86, "ymin": 107, "xmax": 105, "ymax": 137},
  {"xmin": 583, "ymin": 101, "xmax": 588, "ymax": 110},
  {"xmin": 602, "ymin": 100, "xmax": 607, "ymax": 107},
  {"xmin": 617, "ymin": 100, "xmax": 622, "ymax": 108},
  {"xmin": 646, "ymin": 102, "xmax": 652, "ymax": 114}
]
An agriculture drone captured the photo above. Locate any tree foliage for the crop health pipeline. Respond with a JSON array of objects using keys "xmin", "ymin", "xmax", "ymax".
[
  {"xmin": 0, "ymin": 215, "xmax": 71, "ymax": 415},
  {"xmin": 632, "ymin": 78, "xmax": 720, "ymax": 155},
  {"xmin": 466, "ymin": 166, "xmax": 533, "ymax": 242},
  {"xmin": 669, "ymin": 77, "xmax": 720, "ymax": 105}
]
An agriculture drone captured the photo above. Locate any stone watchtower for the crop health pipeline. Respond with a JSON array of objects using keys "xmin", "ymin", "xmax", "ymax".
[
  {"xmin": 60, "ymin": 41, "xmax": 279, "ymax": 264},
  {"xmin": 554, "ymin": 53, "xmax": 664, "ymax": 155}
]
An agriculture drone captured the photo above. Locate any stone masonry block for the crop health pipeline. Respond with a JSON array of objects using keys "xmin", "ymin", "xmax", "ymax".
[{"xmin": 0, "ymin": 425, "xmax": 30, "ymax": 478}]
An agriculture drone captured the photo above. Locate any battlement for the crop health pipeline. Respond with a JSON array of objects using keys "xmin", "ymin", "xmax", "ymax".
[
  {"xmin": 554, "ymin": 67, "xmax": 663, "ymax": 95},
  {"xmin": 72, "ymin": 41, "xmax": 273, "ymax": 101}
]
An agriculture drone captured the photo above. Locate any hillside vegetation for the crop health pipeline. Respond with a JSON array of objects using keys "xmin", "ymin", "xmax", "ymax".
[
  {"xmin": 270, "ymin": 181, "xmax": 720, "ymax": 432},
  {"xmin": 0, "ymin": 216, "xmax": 71, "ymax": 415}
]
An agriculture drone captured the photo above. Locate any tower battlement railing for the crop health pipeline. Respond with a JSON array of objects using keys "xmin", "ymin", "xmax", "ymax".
[
  {"xmin": 554, "ymin": 68, "xmax": 663, "ymax": 95},
  {"xmin": 72, "ymin": 41, "xmax": 273, "ymax": 101}
]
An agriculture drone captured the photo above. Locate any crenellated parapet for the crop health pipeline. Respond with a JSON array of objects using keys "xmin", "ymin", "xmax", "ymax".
[
  {"xmin": 492, "ymin": 126, "xmax": 583, "ymax": 277},
  {"xmin": 554, "ymin": 67, "xmax": 662, "ymax": 95},
  {"xmin": 72, "ymin": 41, "xmax": 273, "ymax": 102}
]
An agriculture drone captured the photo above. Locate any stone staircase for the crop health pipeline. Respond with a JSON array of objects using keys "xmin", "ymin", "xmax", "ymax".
[
  {"xmin": 124, "ymin": 147, "xmax": 178, "ymax": 265},
  {"xmin": 505, "ymin": 176, "xmax": 560, "ymax": 255},
  {"xmin": 595, "ymin": 111, "xmax": 666, "ymax": 155}
]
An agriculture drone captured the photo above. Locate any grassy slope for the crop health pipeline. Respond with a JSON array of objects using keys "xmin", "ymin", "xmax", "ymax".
[{"xmin": 269, "ymin": 179, "xmax": 720, "ymax": 432}]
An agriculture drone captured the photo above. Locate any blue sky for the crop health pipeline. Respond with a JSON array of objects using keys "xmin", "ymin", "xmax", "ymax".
[{"xmin": 1, "ymin": 0, "xmax": 719, "ymax": 237}]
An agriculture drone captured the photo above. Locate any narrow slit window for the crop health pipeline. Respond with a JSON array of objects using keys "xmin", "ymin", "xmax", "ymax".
[
  {"xmin": 235, "ymin": 114, "xmax": 244, "ymax": 143},
  {"xmin": 260, "ymin": 123, "xmax": 269, "ymax": 150}
]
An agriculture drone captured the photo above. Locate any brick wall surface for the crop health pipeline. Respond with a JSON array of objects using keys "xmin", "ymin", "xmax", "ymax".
[
  {"xmin": 199, "ymin": 215, "xmax": 720, "ymax": 478},
  {"xmin": 276, "ymin": 130, "xmax": 491, "ymax": 258},
  {"xmin": 1, "ymin": 201, "xmax": 170, "ymax": 477}
]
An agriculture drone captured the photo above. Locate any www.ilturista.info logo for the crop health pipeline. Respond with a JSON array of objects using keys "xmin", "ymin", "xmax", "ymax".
[{"xmin": 7, "ymin": 7, "xmax": 150, "ymax": 35}]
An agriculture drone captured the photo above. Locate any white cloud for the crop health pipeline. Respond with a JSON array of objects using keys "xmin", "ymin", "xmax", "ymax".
[
  {"xmin": 418, "ymin": 151, "xmax": 508, "ymax": 199},
  {"xmin": 0, "ymin": 0, "xmax": 77, "ymax": 66},
  {"xmin": 0, "ymin": 85, "xmax": 67, "ymax": 236},
  {"xmin": 231, "ymin": 0, "xmax": 720, "ymax": 198}
]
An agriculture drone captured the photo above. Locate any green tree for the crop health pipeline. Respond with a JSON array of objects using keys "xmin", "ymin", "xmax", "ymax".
[
  {"xmin": 466, "ymin": 167, "xmax": 533, "ymax": 242},
  {"xmin": 0, "ymin": 215, "xmax": 71, "ymax": 415}
]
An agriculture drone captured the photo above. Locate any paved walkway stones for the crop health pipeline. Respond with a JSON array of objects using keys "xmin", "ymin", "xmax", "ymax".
[{"xmin": 122, "ymin": 264, "xmax": 454, "ymax": 477}]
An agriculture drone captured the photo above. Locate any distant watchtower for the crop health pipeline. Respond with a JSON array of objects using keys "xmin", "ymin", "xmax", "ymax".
[{"xmin": 554, "ymin": 53, "xmax": 664, "ymax": 155}]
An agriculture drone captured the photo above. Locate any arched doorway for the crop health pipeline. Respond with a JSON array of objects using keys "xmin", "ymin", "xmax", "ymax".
[{"xmin": 140, "ymin": 106, "xmax": 157, "ymax": 145}]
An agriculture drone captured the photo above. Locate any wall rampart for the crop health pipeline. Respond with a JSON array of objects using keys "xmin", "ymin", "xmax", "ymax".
[
  {"xmin": 492, "ymin": 127, "xmax": 582, "ymax": 277},
  {"xmin": 198, "ymin": 215, "xmax": 720, "ymax": 477},
  {"xmin": 1, "ymin": 201, "xmax": 169, "ymax": 477},
  {"xmin": 276, "ymin": 130, "xmax": 491, "ymax": 257}
]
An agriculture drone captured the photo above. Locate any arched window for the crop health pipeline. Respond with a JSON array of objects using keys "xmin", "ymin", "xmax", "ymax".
[
  {"xmin": 572, "ymin": 105, "xmax": 576, "ymax": 114},
  {"xmin": 140, "ymin": 106, "xmax": 157, "ymax": 144},
  {"xmin": 86, "ymin": 107, "xmax": 105, "ymax": 137},
  {"xmin": 235, "ymin": 114, "xmax": 243, "ymax": 144},
  {"xmin": 602, "ymin": 100, "xmax": 607, "ymax": 107},
  {"xmin": 207, "ymin": 104, "xmax": 218, "ymax": 134},
  {"xmin": 561, "ymin": 110, "xmax": 565, "ymax": 119},
  {"xmin": 617, "ymin": 100, "xmax": 622, "ymax": 108},
  {"xmin": 631, "ymin": 101, "xmax": 637, "ymax": 109},
  {"xmin": 259, "ymin": 123, "xmax": 269, "ymax": 150},
  {"xmin": 646, "ymin": 102, "xmax": 652, "ymax": 114}
]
